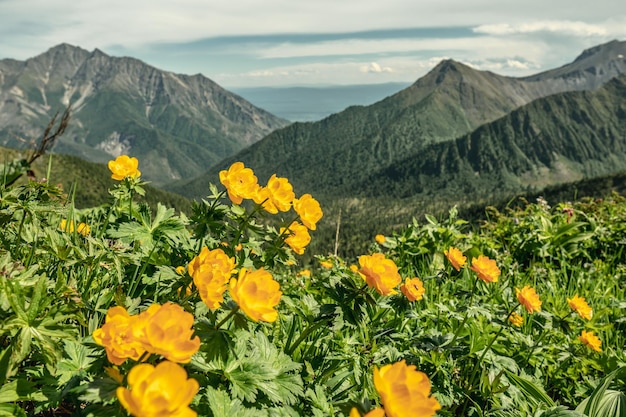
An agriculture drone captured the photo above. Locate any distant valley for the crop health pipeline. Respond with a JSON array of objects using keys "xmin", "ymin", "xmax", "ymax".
[{"xmin": 232, "ymin": 83, "xmax": 410, "ymax": 122}]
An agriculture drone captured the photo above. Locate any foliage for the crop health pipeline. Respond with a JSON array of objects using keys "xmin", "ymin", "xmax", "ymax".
[{"xmin": 0, "ymin": 156, "xmax": 624, "ymax": 416}]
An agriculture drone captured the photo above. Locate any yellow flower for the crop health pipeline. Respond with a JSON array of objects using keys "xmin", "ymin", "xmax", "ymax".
[
  {"xmin": 375, "ymin": 234, "xmax": 386, "ymax": 244},
  {"xmin": 59, "ymin": 219, "xmax": 90, "ymax": 236},
  {"xmin": 567, "ymin": 295, "xmax": 593, "ymax": 320},
  {"xmin": 516, "ymin": 286, "xmax": 542, "ymax": 314},
  {"xmin": 470, "ymin": 255, "xmax": 500, "ymax": 283},
  {"xmin": 92, "ymin": 306, "xmax": 146, "ymax": 365},
  {"xmin": 139, "ymin": 303, "xmax": 200, "ymax": 364},
  {"xmin": 293, "ymin": 193, "xmax": 323, "ymax": 230},
  {"xmin": 350, "ymin": 407, "xmax": 386, "ymax": 417},
  {"xmin": 175, "ymin": 266, "xmax": 186, "ymax": 275},
  {"xmin": 281, "ymin": 222, "xmax": 311, "ymax": 255},
  {"xmin": 508, "ymin": 312, "xmax": 524, "ymax": 327},
  {"xmin": 373, "ymin": 360, "xmax": 441, "ymax": 417},
  {"xmin": 229, "ymin": 268, "xmax": 282, "ymax": 322},
  {"xmin": 76, "ymin": 222, "xmax": 90, "ymax": 236},
  {"xmin": 219, "ymin": 162, "xmax": 260, "ymax": 205},
  {"xmin": 188, "ymin": 247, "xmax": 236, "ymax": 310},
  {"xmin": 104, "ymin": 366, "xmax": 124, "ymax": 384},
  {"xmin": 358, "ymin": 253, "xmax": 402, "ymax": 296},
  {"xmin": 117, "ymin": 361, "xmax": 199, "ymax": 417},
  {"xmin": 321, "ymin": 260, "xmax": 334, "ymax": 269},
  {"xmin": 444, "ymin": 246, "xmax": 466, "ymax": 271},
  {"xmin": 349, "ymin": 264, "xmax": 359, "ymax": 273},
  {"xmin": 400, "ymin": 277, "xmax": 425, "ymax": 302},
  {"xmin": 254, "ymin": 174, "xmax": 295, "ymax": 213},
  {"xmin": 298, "ymin": 269, "xmax": 311, "ymax": 278},
  {"xmin": 578, "ymin": 330, "xmax": 602, "ymax": 352},
  {"xmin": 108, "ymin": 155, "xmax": 141, "ymax": 181}
]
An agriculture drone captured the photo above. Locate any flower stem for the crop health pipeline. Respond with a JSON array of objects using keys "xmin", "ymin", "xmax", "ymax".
[
  {"xmin": 215, "ymin": 306, "xmax": 240, "ymax": 330},
  {"xmin": 448, "ymin": 274, "xmax": 478, "ymax": 347}
]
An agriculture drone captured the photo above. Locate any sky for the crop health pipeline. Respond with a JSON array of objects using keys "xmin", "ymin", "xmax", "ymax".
[{"xmin": 1, "ymin": 0, "xmax": 625, "ymax": 88}]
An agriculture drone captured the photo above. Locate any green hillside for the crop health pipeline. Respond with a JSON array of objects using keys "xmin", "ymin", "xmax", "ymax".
[
  {"xmin": 352, "ymin": 74, "xmax": 626, "ymax": 200},
  {"xmin": 0, "ymin": 147, "xmax": 192, "ymax": 212}
]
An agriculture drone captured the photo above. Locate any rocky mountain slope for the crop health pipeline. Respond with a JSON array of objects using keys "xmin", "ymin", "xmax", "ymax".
[
  {"xmin": 0, "ymin": 44, "xmax": 289, "ymax": 184},
  {"xmin": 170, "ymin": 40, "xmax": 626, "ymax": 199}
]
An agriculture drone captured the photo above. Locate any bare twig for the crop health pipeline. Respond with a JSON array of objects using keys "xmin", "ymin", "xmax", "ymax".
[
  {"xmin": 4, "ymin": 105, "xmax": 71, "ymax": 187},
  {"xmin": 334, "ymin": 208, "xmax": 341, "ymax": 257}
]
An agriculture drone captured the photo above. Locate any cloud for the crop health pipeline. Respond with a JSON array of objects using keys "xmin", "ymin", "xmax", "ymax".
[
  {"xmin": 360, "ymin": 62, "xmax": 393, "ymax": 73},
  {"xmin": 473, "ymin": 20, "xmax": 609, "ymax": 37}
]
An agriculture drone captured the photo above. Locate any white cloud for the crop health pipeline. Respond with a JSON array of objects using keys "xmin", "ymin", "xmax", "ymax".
[
  {"xmin": 473, "ymin": 20, "xmax": 609, "ymax": 37},
  {"xmin": 360, "ymin": 62, "xmax": 393, "ymax": 73}
]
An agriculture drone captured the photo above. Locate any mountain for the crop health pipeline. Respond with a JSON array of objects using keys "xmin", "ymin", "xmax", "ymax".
[
  {"xmin": 171, "ymin": 40, "xmax": 626, "ymax": 200},
  {"xmin": 351, "ymin": 74, "xmax": 626, "ymax": 201},
  {"xmin": 0, "ymin": 44, "xmax": 289, "ymax": 185}
]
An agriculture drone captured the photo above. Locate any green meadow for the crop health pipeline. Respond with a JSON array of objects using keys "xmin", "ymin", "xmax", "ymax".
[{"xmin": 0, "ymin": 153, "xmax": 624, "ymax": 417}]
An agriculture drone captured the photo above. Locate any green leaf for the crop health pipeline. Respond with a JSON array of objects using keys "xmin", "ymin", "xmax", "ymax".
[
  {"xmin": 25, "ymin": 275, "xmax": 48, "ymax": 323},
  {"xmin": 504, "ymin": 370, "xmax": 555, "ymax": 408},
  {"xmin": 576, "ymin": 367, "xmax": 626, "ymax": 417},
  {"xmin": 56, "ymin": 341, "xmax": 97, "ymax": 385},
  {"xmin": 538, "ymin": 406, "xmax": 586, "ymax": 417},
  {"xmin": 204, "ymin": 387, "xmax": 266, "ymax": 417}
]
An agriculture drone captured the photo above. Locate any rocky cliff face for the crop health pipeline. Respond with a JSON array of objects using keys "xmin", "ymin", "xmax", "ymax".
[{"xmin": 0, "ymin": 44, "xmax": 289, "ymax": 184}]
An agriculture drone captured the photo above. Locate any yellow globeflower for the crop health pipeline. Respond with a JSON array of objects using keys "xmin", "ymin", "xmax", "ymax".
[
  {"xmin": 578, "ymin": 330, "xmax": 602, "ymax": 352},
  {"xmin": 516, "ymin": 286, "xmax": 542, "ymax": 314},
  {"xmin": 92, "ymin": 306, "xmax": 146, "ymax": 365},
  {"xmin": 139, "ymin": 303, "xmax": 200, "ymax": 364},
  {"xmin": 293, "ymin": 193, "xmax": 323, "ymax": 230},
  {"xmin": 219, "ymin": 162, "xmax": 259, "ymax": 205},
  {"xmin": 470, "ymin": 255, "xmax": 500, "ymax": 283},
  {"xmin": 400, "ymin": 277, "xmax": 425, "ymax": 302},
  {"xmin": 188, "ymin": 247, "xmax": 236, "ymax": 310},
  {"xmin": 508, "ymin": 312, "xmax": 524, "ymax": 327},
  {"xmin": 350, "ymin": 407, "xmax": 386, "ymax": 417},
  {"xmin": 108, "ymin": 155, "xmax": 141, "ymax": 181},
  {"xmin": 229, "ymin": 268, "xmax": 282, "ymax": 322},
  {"xmin": 76, "ymin": 222, "xmax": 91, "ymax": 236},
  {"xmin": 117, "ymin": 361, "xmax": 199, "ymax": 417},
  {"xmin": 298, "ymin": 269, "xmax": 311, "ymax": 278},
  {"xmin": 375, "ymin": 234, "xmax": 386, "ymax": 244},
  {"xmin": 444, "ymin": 246, "xmax": 466, "ymax": 271},
  {"xmin": 358, "ymin": 253, "xmax": 402, "ymax": 296},
  {"xmin": 254, "ymin": 174, "xmax": 295, "ymax": 213},
  {"xmin": 321, "ymin": 260, "xmax": 334, "ymax": 269},
  {"xmin": 59, "ymin": 219, "xmax": 90, "ymax": 236},
  {"xmin": 373, "ymin": 360, "xmax": 441, "ymax": 417},
  {"xmin": 281, "ymin": 222, "xmax": 311, "ymax": 255},
  {"xmin": 567, "ymin": 295, "xmax": 593, "ymax": 320}
]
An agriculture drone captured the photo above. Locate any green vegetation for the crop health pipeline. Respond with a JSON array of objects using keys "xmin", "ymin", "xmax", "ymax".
[{"xmin": 0, "ymin": 155, "xmax": 624, "ymax": 416}]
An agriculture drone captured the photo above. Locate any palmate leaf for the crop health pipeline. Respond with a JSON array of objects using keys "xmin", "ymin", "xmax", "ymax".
[
  {"xmin": 204, "ymin": 386, "xmax": 267, "ymax": 417},
  {"xmin": 221, "ymin": 330, "xmax": 303, "ymax": 407}
]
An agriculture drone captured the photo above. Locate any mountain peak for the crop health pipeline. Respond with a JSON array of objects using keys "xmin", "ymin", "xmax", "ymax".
[{"xmin": 573, "ymin": 39, "xmax": 625, "ymax": 63}]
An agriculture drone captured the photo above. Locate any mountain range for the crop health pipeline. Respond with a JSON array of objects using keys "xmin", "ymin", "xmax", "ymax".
[
  {"xmin": 170, "ymin": 40, "xmax": 626, "ymax": 202},
  {"xmin": 0, "ymin": 44, "xmax": 288, "ymax": 185}
]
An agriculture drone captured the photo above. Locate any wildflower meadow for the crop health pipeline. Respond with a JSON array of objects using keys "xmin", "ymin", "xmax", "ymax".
[{"xmin": 0, "ymin": 154, "xmax": 624, "ymax": 417}]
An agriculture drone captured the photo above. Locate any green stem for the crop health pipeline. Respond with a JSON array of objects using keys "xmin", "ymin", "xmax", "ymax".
[
  {"xmin": 468, "ymin": 304, "xmax": 519, "ymax": 389},
  {"xmin": 215, "ymin": 306, "xmax": 240, "ymax": 330},
  {"xmin": 448, "ymin": 274, "xmax": 478, "ymax": 347}
]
